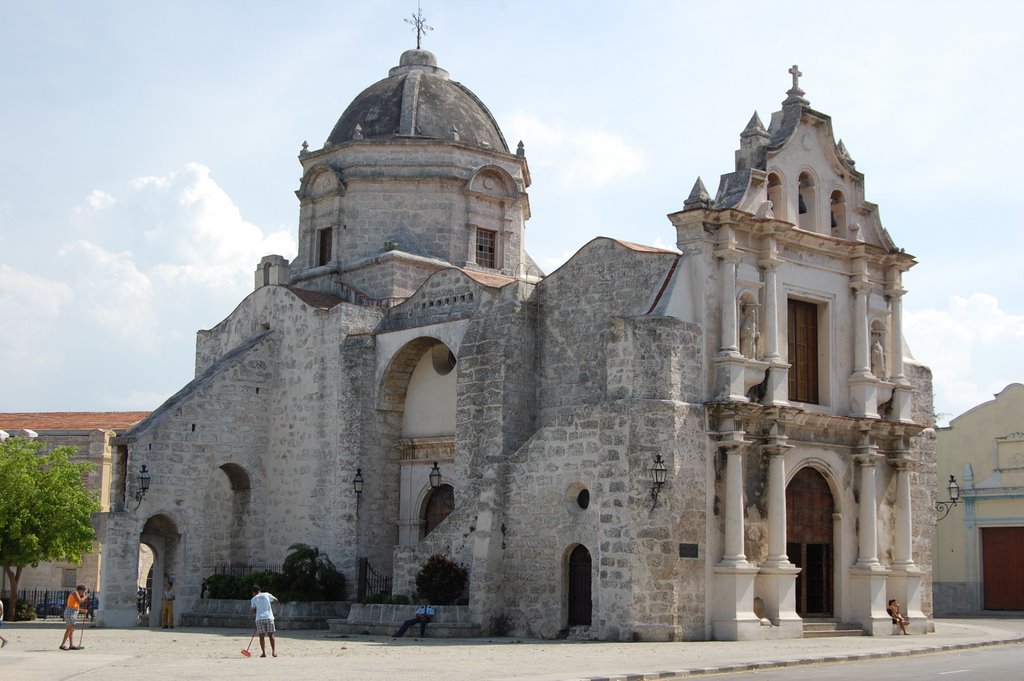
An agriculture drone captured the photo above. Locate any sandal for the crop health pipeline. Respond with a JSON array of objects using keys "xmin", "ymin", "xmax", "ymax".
[{"xmin": 60, "ymin": 645, "xmax": 69, "ymax": 650}]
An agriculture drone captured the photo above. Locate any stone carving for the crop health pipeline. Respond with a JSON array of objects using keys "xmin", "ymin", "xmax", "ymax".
[
  {"xmin": 871, "ymin": 338, "xmax": 886, "ymax": 378},
  {"xmin": 739, "ymin": 304, "xmax": 759, "ymax": 359}
]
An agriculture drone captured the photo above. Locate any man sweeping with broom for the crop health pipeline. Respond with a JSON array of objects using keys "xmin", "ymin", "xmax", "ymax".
[
  {"xmin": 249, "ymin": 584, "xmax": 279, "ymax": 658},
  {"xmin": 59, "ymin": 585, "xmax": 90, "ymax": 650}
]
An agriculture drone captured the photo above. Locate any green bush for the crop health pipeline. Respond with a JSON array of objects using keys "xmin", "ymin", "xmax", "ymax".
[
  {"xmin": 203, "ymin": 546, "xmax": 345, "ymax": 602},
  {"xmin": 14, "ymin": 599, "xmax": 37, "ymax": 621},
  {"xmin": 415, "ymin": 553, "xmax": 468, "ymax": 605}
]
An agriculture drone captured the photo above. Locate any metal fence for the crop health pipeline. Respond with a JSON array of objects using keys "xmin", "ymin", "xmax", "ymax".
[
  {"xmin": 357, "ymin": 558, "xmax": 392, "ymax": 600},
  {"xmin": 211, "ymin": 563, "xmax": 282, "ymax": 577},
  {"xmin": 5, "ymin": 588, "xmax": 98, "ymax": 620}
]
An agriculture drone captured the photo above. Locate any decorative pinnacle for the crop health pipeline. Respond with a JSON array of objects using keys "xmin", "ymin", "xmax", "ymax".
[
  {"xmin": 683, "ymin": 177, "xmax": 713, "ymax": 210},
  {"xmin": 404, "ymin": 2, "xmax": 433, "ymax": 49}
]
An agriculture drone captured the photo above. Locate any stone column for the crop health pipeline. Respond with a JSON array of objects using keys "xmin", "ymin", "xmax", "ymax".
[
  {"xmin": 848, "ymin": 253, "xmax": 879, "ymax": 417},
  {"xmin": 718, "ymin": 250, "xmax": 741, "ymax": 355},
  {"xmin": 756, "ymin": 422, "xmax": 802, "ymax": 637},
  {"xmin": 759, "ymin": 238, "xmax": 789, "ymax": 406},
  {"xmin": 886, "ymin": 268, "xmax": 913, "ymax": 422},
  {"xmin": 848, "ymin": 435, "xmax": 890, "ymax": 635},
  {"xmin": 722, "ymin": 444, "xmax": 747, "ymax": 565},
  {"xmin": 855, "ymin": 452, "xmax": 881, "ymax": 568},
  {"xmin": 712, "ymin": 421, "xmax": 761, "ymax": 640},
  {"xmin": 887, "ymin": 449, "xmax": 924, "ymax": 633},
  {"xmin": 893, "ymin": 457, "xmax": 913, "ymax": 568}
]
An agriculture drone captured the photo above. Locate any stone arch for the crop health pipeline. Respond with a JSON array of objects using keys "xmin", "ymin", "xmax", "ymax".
[
  {"xmin": 466, "ymin": 164, "xmax": 519, "ymax": 201},
  {"xmin": 139, "ymin": 513, "xmax": 182, "ymax": 628},
  {"xmin": 296, "ymin": 163, "xmax": 345, "ymax": 201},
  {"xmin": 785, "ymin": 465, "xmax": 837, "ymax": 617},
  {"xmin": 420, "ymin": 483, "xmax": 455, "ymax": 538},
  {"xmin": 202, "ymin": 463, "xmax": 253, "ymax": 569},
  {"xmin": 798, "ymin": 170, "xmax": 817, "ymax": 232},
  {"xmin": 829, "ymin": 189, "xmax": 847, "ymax": 237},
  {"xmin": 564, "ymin": 544, "xmax": 593, "ymax": 627},
  {"xmin": 378, "ymin": 337, "xmax": 458, "ymax": 547},
  {"xmin": 767, "ymin": 171, "xmax": 785, "ymax": 221}
]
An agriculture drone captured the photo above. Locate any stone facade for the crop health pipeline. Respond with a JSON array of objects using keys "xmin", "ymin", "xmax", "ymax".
[{"xmin": 94, "ymin": 53, "xmax": 934, "ymax": 640}]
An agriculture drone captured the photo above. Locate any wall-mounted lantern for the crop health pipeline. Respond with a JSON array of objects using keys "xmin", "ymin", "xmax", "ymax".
[
  {"xmin": 429, "ymin": 461, "xmax": 442, "ymax": 489},
  {"xmin": 651, "ymin": 454, "xmax": 668, "ymax": 505},
  {"xmin": 935, "ymin": 474, "xmax": 960, "ymax": 521},
  {"xmin": 133, "ymin": 464, "xmax": 151, "ymax": 510},
  {"xmin": 353, "ymin": 469, "xmax": 364, "ymax": 495}
]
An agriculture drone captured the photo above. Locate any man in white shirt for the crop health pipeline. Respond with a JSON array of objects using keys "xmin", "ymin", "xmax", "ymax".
[
  {"xmin": 393, "ymin": 598, "xmax": 435, "ymax": 638},
  {"xmin": 249, "ymin": 585, "xmax": 279, "ymax": 657}
]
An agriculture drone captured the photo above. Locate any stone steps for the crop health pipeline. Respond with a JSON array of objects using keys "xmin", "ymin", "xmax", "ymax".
[{"xmin": 803, "ymin": 619, "xmax": 864, "ymax": 638}]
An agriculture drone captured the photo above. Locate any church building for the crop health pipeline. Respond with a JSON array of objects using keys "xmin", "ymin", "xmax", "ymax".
[{"xmin": 95, "ymin": 48, "xmax": 935, "ymax": 641}]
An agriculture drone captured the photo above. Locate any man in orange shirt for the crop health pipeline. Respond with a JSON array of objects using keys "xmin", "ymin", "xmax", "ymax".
[{"xmin": 60, "ymin": 585, "xmax": 89, "ymax": 650}]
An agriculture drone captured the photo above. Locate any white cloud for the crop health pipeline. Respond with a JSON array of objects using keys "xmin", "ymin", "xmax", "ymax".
[
  {"xmin": 86, "ymin": 189, "xmax": 116, "ymax": 210},
  {"xmin": 506, "ymin": 114, "xmax": 647, "ymax": 190},
  {"xmin": 0, "ymin": 264, "xmax": 74, "ymax": 375},
  {"xmin": 0, "ymin": 164, "xmax": 298, "ymax": 411},
  {"xmin": 905, "ymin": 293, "xmax": 1024, "ymax": 424}
]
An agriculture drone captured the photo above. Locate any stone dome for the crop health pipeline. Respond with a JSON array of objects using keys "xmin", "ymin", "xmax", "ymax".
[{"xmin": 327, "ymin": 49, "xmax": 509, "ymax": 153}]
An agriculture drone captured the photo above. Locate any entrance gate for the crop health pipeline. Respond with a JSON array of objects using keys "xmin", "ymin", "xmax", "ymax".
[{"xmin": 786, "ymin": 467, "xmax": 834, "ymax": 617}]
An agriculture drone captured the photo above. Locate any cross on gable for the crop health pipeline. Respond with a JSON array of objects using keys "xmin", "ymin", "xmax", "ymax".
[{"xmin": 789, "ymin": 65, "xmax": 802, "ymax": 91}]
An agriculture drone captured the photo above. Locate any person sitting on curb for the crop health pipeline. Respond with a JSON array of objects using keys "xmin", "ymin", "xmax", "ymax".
[
  {"xmin": 393, "ymin": 598, "xmax": 435, "ymax": 638},
  {"xmin": 887, "ymin": 598, "xmax": 909, "ymax": 635}
]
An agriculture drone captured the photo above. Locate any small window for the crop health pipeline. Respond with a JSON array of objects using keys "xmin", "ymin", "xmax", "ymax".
[
  {"xmin": 317, "ymin": 227, "xmax": 333, "ymax": 267},
  {"xmin": 475, "ymin": 228, "xmax": 496, "ymax": 269},
  {"xmin": 788, "ymin": 299, "xmax": 819, "ymax": 404}
]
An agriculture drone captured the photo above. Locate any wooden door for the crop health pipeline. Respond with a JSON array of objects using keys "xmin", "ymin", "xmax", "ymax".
[
  {"xmin": 982, "ymin": 527, "xmax": 1024, "ymax": 610},
  {"xmin": 786, "ymin": 467, "xmax": 834, "ymax": 617},
  {"xmin": 568, "ymin": 545, "xmax": 592, "ymax": 626}
]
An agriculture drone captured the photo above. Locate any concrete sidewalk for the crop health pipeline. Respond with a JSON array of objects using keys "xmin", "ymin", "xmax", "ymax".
[{"xmin": 1, "ymin": 618, "xmax": 1021, "ymax": 681}]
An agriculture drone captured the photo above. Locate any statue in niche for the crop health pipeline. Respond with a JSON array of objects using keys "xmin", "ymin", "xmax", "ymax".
[
  {"xmin": 739, "ymin": 304, "xmax": 760, "ymax": 359},
  {"xmin": 871, "ymin": 338, "xmax": 886, "ymax": 378}
]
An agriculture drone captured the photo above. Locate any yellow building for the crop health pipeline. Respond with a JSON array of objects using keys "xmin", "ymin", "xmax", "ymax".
[{"xmin": 934, "ymin": 384, "xmax": 1024, "ymax": 613}]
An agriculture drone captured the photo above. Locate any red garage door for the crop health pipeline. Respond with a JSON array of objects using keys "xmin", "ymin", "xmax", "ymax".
[{"xmin": 982, "ymin": 527, "xmax": 1024, "ymax": 610}]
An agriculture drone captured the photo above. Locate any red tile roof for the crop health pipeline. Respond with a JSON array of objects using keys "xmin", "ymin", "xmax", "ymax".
[{"xmin": 0, "ymin": 412, "xmax": 151, "ymax": 431}]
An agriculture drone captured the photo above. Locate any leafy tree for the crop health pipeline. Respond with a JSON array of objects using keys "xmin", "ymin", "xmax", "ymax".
[{"xmin": 0, "ymin": 437, "xmax": 99, "ymax": 618}]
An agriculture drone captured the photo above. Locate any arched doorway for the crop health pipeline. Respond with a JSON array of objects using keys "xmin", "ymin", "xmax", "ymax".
[
  {"xmin": 786, "ymin": 467, "xmax": 834, "ymax": 617},
  {"xmin": 139, "ymin": 514, "xmax": 181, "ymax": 628},
  {"xmin": 567, "ymin": 545, "xmax": 592, "ymax": 626},
  {"xmin": 422, "ymin": 484, "xmax": 454, "ymax": 538}
]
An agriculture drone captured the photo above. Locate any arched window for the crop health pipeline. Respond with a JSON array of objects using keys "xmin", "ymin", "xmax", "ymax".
[
  {"xmin": 830, "ymin": 190, "xmax": 846, "ymax": 237},
  {"xmin": 422, "ymin": 484, "xmax": 454, "ymax": 537},
  {"xmin": 798, "ymin": 172, "xmax": 816, "ymax": 232},
  {"xmin": 767, "ymin": 173, "xmax": 784, "ymax": 220}
]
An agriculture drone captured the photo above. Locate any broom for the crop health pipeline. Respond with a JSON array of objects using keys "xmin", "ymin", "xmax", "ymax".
[{"xmin": 240, "ymin": 626, "xmax": 257, "ymax": 657}]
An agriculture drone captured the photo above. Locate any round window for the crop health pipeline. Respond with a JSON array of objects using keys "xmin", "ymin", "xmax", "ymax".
[{"xmin": 576, "ymin": 489, "xmax": 590, "ymax": 510}]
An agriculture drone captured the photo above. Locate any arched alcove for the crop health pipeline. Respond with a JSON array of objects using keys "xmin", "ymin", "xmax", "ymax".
[{"xmin": 798, "ymin": 172, "xmax": 817, "ymax": 232}]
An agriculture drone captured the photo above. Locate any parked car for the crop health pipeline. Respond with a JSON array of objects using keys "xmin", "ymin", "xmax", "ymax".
[
  {"xmin": 34, "ymin": 594, "xmax": 98, "ymax": 619},
  {"xmin": 35, "ymin": 599, "xmax": 65, "ymax": 618}
]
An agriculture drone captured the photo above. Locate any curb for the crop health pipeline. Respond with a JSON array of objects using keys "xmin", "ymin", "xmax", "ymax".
[{"xmin": 574, "ymin": 634, "xmax": 1024, "ymax": 681}]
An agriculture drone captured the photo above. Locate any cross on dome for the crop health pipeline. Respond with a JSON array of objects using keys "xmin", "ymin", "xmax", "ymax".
[{"xmin": 404, "ymin": 2, "xmax": 433, "ymax": 49}]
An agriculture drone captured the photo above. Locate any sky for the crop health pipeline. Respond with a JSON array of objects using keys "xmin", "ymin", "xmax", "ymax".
[{"xmin": 1, "ymin": 1, "xmax": 1022, "ymax": 426}]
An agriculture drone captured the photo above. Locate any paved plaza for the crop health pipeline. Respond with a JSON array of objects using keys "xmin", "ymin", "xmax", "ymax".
[{"xmin": 1, "ymin": 618, "xmax": 1022, "ymax": 681}]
